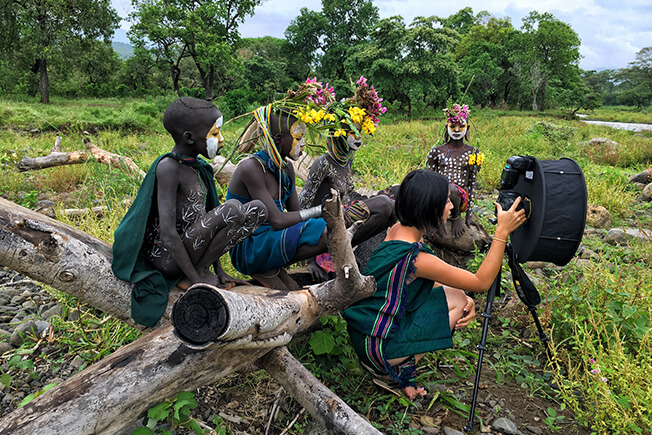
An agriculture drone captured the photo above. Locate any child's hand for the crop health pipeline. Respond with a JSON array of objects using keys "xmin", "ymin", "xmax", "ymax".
[{"xmin": 455, "ymin": 296, "xmax": 476, "ymax": 329}]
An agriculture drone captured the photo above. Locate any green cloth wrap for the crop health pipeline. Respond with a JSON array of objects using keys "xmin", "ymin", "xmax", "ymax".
[{"xmin": 111, "ymin": 152, "xmax": 219, "ymax": 327}]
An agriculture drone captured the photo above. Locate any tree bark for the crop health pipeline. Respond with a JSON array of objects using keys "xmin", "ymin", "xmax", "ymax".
[
  {"xmin": 258, "ymin": 347, "xmax": 383, "ymax": 435},
  {"xmin": 38, "ymin": 58, "xmax": 49, "ymax": 104},
  {"xmin": 0, "ymin": 192, "xmax": 377, "ymax": 434}
]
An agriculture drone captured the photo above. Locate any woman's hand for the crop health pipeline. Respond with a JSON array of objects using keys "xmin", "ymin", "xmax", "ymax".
[
  {"xmin": 494, "ymin": 196, "xmax": 527, "ymax": 236},
  {"xmin": 455, "ymin": 296, "xmax": 476, "ymax": 329}
]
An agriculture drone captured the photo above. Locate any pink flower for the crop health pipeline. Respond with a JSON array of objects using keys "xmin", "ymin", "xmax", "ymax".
[{"xmin": 357, "ymin": 76, "xmax": 367, "ymax": 86}]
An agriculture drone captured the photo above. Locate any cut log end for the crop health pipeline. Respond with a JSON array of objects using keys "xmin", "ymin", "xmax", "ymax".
[{"xmin": 171, "ymin": 286, "xmax": 229, "ymax": 349}]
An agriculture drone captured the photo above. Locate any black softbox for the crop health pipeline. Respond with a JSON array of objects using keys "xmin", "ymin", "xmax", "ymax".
[{"xmin": 504, "ymin": 157, "xmax": 587, "ymax": 266}]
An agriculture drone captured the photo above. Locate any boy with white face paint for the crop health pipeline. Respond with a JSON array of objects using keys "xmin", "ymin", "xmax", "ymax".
[
  {"xmin": 112, "ymin": 97, "xmax": 267, "ymax": 326},
  {"xmin": 426, "ymin": 104, "xmax": 483, "ymax": 238}
]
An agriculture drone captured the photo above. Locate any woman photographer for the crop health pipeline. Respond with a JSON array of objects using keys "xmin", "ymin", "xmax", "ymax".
[{"xmin": 342, "ymin": 169, "xmax": 526, "ymax": 400}]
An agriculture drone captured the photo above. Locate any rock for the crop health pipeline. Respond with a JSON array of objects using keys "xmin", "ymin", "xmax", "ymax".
[
  {"xmin": 629, "ymin": 169, "xmax": 651, "ymax": 184},
  {"xmin": 9, "ymin": 321, "xmax": 38, "ymax": 347},
  {"xmin": 604, "ymin": 228, "xmax": 650, "ymax": 245},
  {"xmin": 642, "ymin": 183, "xmax": 652, "ymax": 202},
  {"xmin": 41, "ymin": 304, "xmax": 62, "ymax": 320},
  {"xmin": 526, "ymin": 425, "xmax": 543, "ymax": 434},
  {"xmin": 70, "ymin": 355, "xmax": 86, "ymax": 370},
  {"xmin": 443, "ymin": 427, "xmax": 465, "ymax": 435},
  {"xmin": 0, "ymin": 342, "xmax": 13, "ymax": 355},
  {"xmin": 586, "ymin": 204, "xmax": 612, "ymax": 228},
  {"xmin": 35, "ymin": 320, "xmax": 50, "ymax": 335},
  {"xmin": 491, "ymin": 417, "xmax": 518, "ymax": 434},
  {"xmin": 421, "ymin": 428, "xmax": 439, "ymax": 434},
  {"xmin": 67, "ymin": 309, "xmax": 81, "ymax": 322},
  {"xmin": 34, "ymin": 200, "xmax": 56, "ymax": 218},
  {"xmin": 426, "ymin": 220, "xmax": 492, "ymax": 254}
]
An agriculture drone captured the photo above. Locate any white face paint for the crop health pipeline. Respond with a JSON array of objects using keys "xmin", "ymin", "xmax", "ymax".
[
  {"xmin": 346, "ymin": 124, "xmax": 362, "ymax": 151},
  {"xmin": 447, "ymin": 124, "xmax": 467, "ymax": 141},
  {"xmin": 205, "ymin": 116, "xmax": 224, "ymax": 159},
  {"xmin": 289, "ymin": 121, "xmax": 306, "ymax": 161}
]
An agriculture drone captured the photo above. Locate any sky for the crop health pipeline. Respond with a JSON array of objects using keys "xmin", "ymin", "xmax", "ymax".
[{"xmin": 110, "ymin": 0, "xmax": 652, "ymax": 71}]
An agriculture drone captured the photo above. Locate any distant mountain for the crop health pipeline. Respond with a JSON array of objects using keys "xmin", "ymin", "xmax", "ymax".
[{"xmin": 112, "ymin": 42, "xmax": 134, "ymax": 60}]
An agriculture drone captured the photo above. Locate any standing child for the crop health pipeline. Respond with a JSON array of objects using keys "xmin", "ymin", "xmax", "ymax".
[
  {"xmin": 343, "ymin": 170, "xmax": 525, "ymax": 400},
  {"xmin": 427, "ymin": 104, "xmax": 484, "ymax": 237},
  {"xmin": 112, "ymin": 97, "xmax": 267, "ymax": 327}
]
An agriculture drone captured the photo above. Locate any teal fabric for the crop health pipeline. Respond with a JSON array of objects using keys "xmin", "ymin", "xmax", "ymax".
[
  {"xmin": 111, "ymin": 152, "xmax": 219, "ymax": 327},
  {"xmin": 226, "ymin": 188, "xmax": 326, "ymax": 276},
  {"xmin": 343, "ymin": 240, "xmax": 453, "ymax": 361}
]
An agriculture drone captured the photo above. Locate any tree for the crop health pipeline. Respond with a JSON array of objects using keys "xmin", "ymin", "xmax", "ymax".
[
  {"xmin": 614, "ymin": 47, "xmax": 652, "ymax": 108},
  {"xmin": 129, "ymin": 0, "xmax": 262, "ymax": 99},
  {"xmin": 520, "ymin": 12, "xmax": 581, "ymax": 111},
  {"xmin": 347, "ymin": 15, "xmax": 460, "ymax": 117},
  {"xmin": 456, "ymin": 17, "xmax": 520, "ymax": 107},
  {"xmin": 285, "ymin": 0, "xmax": 379, "ymax": 82},
  {"xmin": 5, "ymin": 0, "xmax": 119, "ymax": 103},
  {"xmin": 235, "ymin": 37, "xmax": 295, "ymax": 103}
]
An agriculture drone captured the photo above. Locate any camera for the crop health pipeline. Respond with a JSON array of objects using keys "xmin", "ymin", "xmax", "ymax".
[{"xmin": 496, "ymin": 156, "xmax": 535, "ymax": 217}]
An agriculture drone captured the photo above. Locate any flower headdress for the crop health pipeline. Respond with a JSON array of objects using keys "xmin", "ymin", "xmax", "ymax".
[
  {"xmin": 444, "ymin": 104, "xmax": 470, "ymax": 125},
  {"xmin": 235, "ymin": 76, "xmax": 385, "ymax": 172},
  {"xmin": 292, "ymin": 76, "xmax": 386, "ymax": 137}
]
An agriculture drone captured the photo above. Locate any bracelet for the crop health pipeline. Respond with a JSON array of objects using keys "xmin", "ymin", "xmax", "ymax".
[
  {"xmin": 493, "ymin": 237, "xmax": 508, "ymax": 244},
  {"xmin": 299, "ymin": 205, "xmax": 322, "ymax": 221}
]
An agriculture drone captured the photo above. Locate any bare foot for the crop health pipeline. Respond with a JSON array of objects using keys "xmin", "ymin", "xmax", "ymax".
[
  {"xmin": 402, "ymin": 385, "xmax": 427, "ymax": 400},
  {"xmin": 451, "ymin": 219, "xmax": 468, "ymax": 237},
  {"xmin": 252, "ymin": 270, "xmax": 291, "ymax": 290}
]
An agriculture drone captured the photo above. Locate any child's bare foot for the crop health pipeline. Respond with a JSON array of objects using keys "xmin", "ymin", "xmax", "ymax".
[{"xmin": 402, "ymin": 385, "xmax": 427, "ymax": 400}]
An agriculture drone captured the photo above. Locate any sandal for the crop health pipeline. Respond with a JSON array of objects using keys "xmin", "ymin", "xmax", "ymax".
[{"xmin": 372, "ymin": 378, "xmax": 402, "ymax": 397}]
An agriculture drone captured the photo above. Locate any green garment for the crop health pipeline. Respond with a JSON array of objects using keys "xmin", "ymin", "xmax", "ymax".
[
  {"xmin": 111, "ymin": 153, "xmax": 219, "ymax": 327},
  {"xmin": 343, "ymin": 241, "xmax": 453, "ymax": 362}
]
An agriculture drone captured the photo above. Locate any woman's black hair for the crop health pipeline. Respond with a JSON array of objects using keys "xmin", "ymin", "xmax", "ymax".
[{"xmin": 395, "ymin": 169, "xmax": 449, "ymax": 235}]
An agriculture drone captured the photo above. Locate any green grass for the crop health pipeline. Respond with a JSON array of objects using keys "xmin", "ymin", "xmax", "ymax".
[{"xmin": 1, "ymin": 98, "xmax": 651, "ymax": 433}]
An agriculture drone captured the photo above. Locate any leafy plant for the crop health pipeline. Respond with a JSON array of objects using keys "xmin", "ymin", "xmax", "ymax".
[{"xmin": 131, "ymin": 391, "xmax": 203, "ymax": 435}]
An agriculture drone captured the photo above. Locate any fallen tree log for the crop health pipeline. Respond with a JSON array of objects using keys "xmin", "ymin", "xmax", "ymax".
[
  {"xmin": 258, "ymin": 347, "xmax": 382, "ymax": 435},
  {"xmin": 0, "ymin": 191, "xmax": 378, "ymax": 434},
  {"xmin": 16, "ymin": 137, "xmax": 145, "ymax": 180}
]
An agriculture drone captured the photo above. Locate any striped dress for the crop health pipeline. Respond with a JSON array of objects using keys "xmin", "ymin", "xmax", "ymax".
[{"xmin": 343, "ymin": 240, "xmax": 453, "ymax": 387}]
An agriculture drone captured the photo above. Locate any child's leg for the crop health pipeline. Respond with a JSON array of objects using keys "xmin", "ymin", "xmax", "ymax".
[
  {"xmin": 443, "ymin": 285, "xmax": 468, "ymax": 331},
  {"xmin": 194, "ymin": 199, "xmax": 266, "ymax": 271}
]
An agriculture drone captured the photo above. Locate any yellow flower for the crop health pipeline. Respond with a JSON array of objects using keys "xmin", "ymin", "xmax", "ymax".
[
  {"xmin": 477, "ymin": 153, "xmax": 485, "ymax": 166},
  {"xmin": 348, "ymin": 106, "xmax": 366, "ymax": 125},
  {"xmin": 324, "ymin": 113, "xmax": 336, "ymax": 122},
  {"xmin": 362, "ymin": 118, "xmax": 376, "ymax": 135},
  {"xmin": 468, "ymin": 154, "xmax": 476, "ymax": 165},
  {"xmin": 334, "ymin": 129, "xmax": 346, "ymax": 137}
]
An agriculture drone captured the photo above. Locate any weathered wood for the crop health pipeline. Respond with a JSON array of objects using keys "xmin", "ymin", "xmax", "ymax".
[
  {"xmin": 0, "ymin": 197, "xmax": 137, "ymax": 326},
  {"xmin": 258, "ymin": 347, "xmax": 383, "ymax": 435},
  {"xmin": 15, "ymin": 138, "xmax": 145, "ymax": 180},
  {"xmin": 210, "ymin": 155, "xmax": 237, "ymax": 184},
  {"xmin": 83, "ymin": 138, "xmax": 145, "ymax": 180},
  {"xmin": 0, "ymin": 324, "xmax": 273, "ymax": 435},
  {"xmin": 16, "ymin": 150, "xmax": 89, "ymax": 171},
  {"xmin": 0, "ymin": 193, "xmax": 378, "ymax": 434}
]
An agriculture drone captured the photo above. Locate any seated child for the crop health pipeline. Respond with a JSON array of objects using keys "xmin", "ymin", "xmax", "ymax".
[
  {"xmin": 226, "ymin": 105, "xmax": 328, "ymax": 290},
  {"xmin": 299, "ymin": 76, "xmax": 394, "ymax": 281},
  {"xmin": 112, "ymin": 97, "xmax": 267, "ymax": 327},
  {"xmin": 342, "ymin": 170, "xmax": 525, "ymax": 400}
]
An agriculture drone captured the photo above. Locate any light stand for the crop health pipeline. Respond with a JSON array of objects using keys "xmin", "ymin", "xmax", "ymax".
[{"xmin": 464, "ymin": 243, "xmax": 552, "ymax": 433}]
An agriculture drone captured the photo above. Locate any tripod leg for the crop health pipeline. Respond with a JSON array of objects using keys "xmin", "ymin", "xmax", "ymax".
[
  {"xmin": 464, "ymin": 273, "xmax": 500, "ymax": 433},
  {"xmin": 529, "ymin": 307, "xmax": 553, "ymax": 361}
]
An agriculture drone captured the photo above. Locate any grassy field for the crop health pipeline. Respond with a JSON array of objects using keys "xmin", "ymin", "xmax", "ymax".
[{"xmin": 1, "ymin": 97, "xmax": 651, "ymax": 433}]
